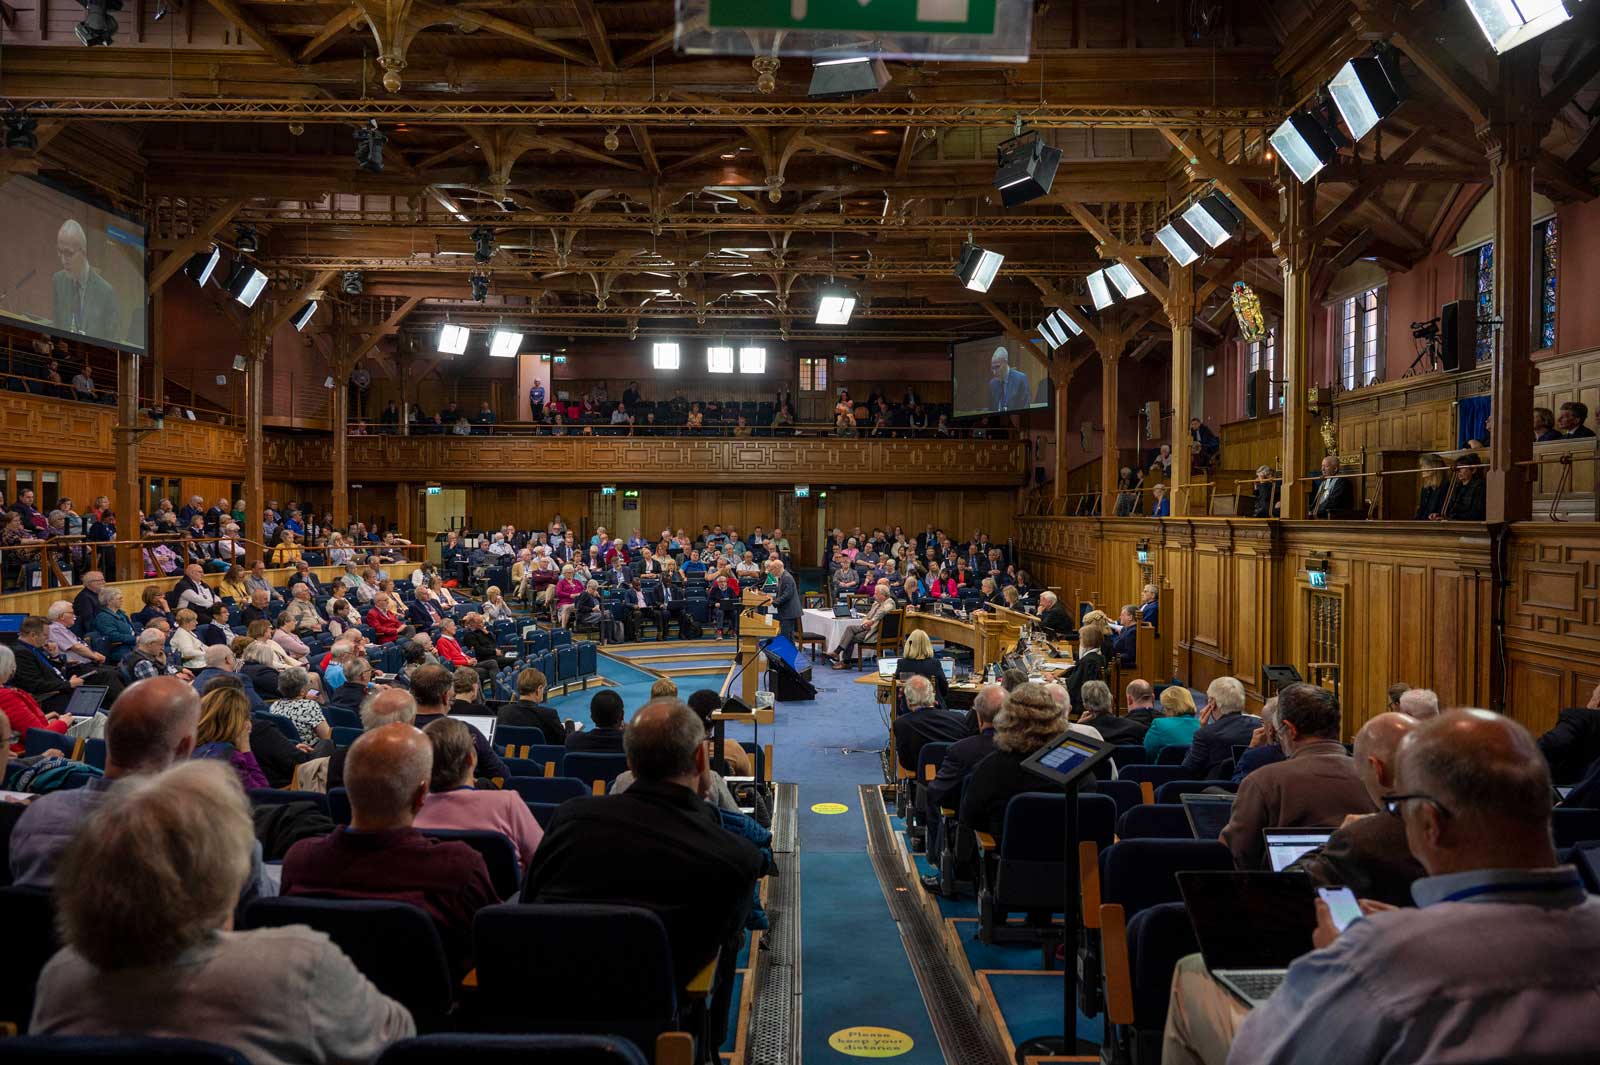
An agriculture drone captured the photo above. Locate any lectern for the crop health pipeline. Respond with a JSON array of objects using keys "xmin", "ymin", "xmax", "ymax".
[{"xmin": 735, "ymin": 589, "xmax": 779, "ymax": 706}]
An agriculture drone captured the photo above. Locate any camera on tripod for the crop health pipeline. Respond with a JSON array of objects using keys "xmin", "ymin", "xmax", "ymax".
[{"xmin": 1411, "ymin": 317, "xmax": 1440, "ymax": 341}]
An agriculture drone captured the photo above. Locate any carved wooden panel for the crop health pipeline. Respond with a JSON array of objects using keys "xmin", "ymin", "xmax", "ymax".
[{"xmin": 1504, "ymin": 527, "xmax": 1600, "ymax": 733}]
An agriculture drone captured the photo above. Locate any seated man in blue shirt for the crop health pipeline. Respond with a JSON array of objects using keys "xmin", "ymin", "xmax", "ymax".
[{"xmin": 1163, "ymin": 708, "xmax": 1600, "ymax": 1065}]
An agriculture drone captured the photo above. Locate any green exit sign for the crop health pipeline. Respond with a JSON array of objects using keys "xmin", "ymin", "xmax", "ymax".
[{"xmin": 708, "ymin": 0, "xmax": 996, "ymax": 34}]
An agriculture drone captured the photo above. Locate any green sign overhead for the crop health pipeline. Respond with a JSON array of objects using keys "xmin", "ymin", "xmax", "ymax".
[{"xmin": 707, "ymin": 0, "xmax": 997, "ymax": 35}]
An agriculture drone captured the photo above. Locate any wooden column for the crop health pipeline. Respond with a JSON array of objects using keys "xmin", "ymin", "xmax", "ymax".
[
  {"xmin": 1053, "ymin": 377, "xmax": 1070, "ymax": 507},
  {"xmin": 112, "ymin": 349, "xmax": 142, "ymax": 581},
  {"xmin": 1276, "ymin": 180, "xmax": 1316, "ymax": 519},
  {"xmin": 242, "ymin": 309, "xmax": 268, "ymax": 565},
  {"xmin": 1101, "ymin": 350, "xmax": 1121, "ymax": 511},
  {"xmin": 1166, "ymin": 264, "xmax": 1196, "ymax": 516},
  {"xmin": 1481, "ymin": 49, "xmax": 1545, "ymax": 524},
  {"xmin": 331, "ymin": 370, "xmax": 351, "ymax": 533}
]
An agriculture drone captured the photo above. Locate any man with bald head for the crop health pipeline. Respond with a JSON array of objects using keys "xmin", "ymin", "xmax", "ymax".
[
  {"xmin": 51, "ymin": 218, "xmax": 120, "ymax": 339},
  {"xmin": 522, "ymin": 698, "xmax": 764, "ymax": 993},
  {"xmin": 281, "ymin": 721, "xmax": 495, "ymax": 978},
  {"xmin": 1287, "ymin": 712, "xmax": 1426, "ymax": 907},
  {"xmin": 11, "ymin": 677, "xmax": 213, "ymax": 888}
]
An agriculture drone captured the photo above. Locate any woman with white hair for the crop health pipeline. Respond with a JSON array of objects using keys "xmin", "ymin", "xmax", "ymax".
[
  {"xmin": 959, "ymin": 681, "xmax": 1069, "ymax": 847},
  {"xmin": 0, "ymin": 642, "xmax": 70, "ymax": 752},
  {"xmin": 30, "ymin": 759, "xmax": 415, "ymax": 1058}
]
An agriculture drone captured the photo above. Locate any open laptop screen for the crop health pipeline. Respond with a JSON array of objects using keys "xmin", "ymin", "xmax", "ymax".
[
  {"xmin": 1181, "ymin": 793, "xmax": 1236, "ymax": 840},
  {"xmin": 1263, "ymin": 828, "xmax": 1333, "ymax": 872},
  {"xmin": 64, "ymin": 685, "xmax": 108, "ymax": 717},
  {"xmin": 1178, "ymin": 871, "xmax": 1317, "ymax": 970}
]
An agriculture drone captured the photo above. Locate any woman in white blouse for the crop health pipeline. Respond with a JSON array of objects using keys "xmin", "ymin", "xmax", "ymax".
[
  {"xmin": 482, "ymin": 586, "xmax": 515, "ymax": 623},
  {"xmin": 169, "ymin": 608, "xmax": 209, "ymax": 670}
]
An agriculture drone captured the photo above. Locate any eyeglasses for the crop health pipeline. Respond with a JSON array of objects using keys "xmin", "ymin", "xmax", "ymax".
[{"xmin": 1380, "ymin": 792, "xmax": 1451, "ymax": 818}]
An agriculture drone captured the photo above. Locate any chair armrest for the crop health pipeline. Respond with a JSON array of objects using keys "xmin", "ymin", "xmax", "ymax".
[
  {"xmin": 923, "ymin": 764, "xmax": 938, "ymax": 781},
  {"xmin": 973, "ymin": 830, "xmax": 997, "ymax": 853},
  {"xmin": 939, "ymin": 806, "xmax": 956, "ymax": 818},
  {"xmin": 685, "ymin": 953, "xmax": 719, "ymax": 996},
  {"xmin": 1139, "ymin": 780, "xmax": 1154, "ymax": 804},
  {"xmin": 1079, "ymin": 841, "xmax": 1102, "ymax": 929},
  {"xmin": 1100, "ymin": 903, "xmax": 1134, "ymax": 1026},
  {"xmin": 655, "ymin": 1032, "xmax": 694, "ymax": 1065},
  {"xmin": 460, "ymin": 968, "xmax": 478, "ymax": 989}
]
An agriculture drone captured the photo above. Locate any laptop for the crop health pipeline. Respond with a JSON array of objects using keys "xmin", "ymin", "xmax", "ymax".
[
  {"xmin": 1263, "ymin": 828, "xmax": 1333, "ymax": 872},
  {"xmin": 940, "ymin": 658, "xmax": 955, "ymax": 679},
  {"xmin": 1180, "ymin": 793, "xmax": 1236, "ymax": 840},
  {"xmin": 877, "ymin": 657, "xmax": 900, "ymax": 679},
  {"xmin": 1177, "ymin": 871, "xmax": 1317, "ymax": 1007},
  {"xmin": 64, "ymin": 684, "xmax": 108, "ymax": 718},
  {"xmin": 832, "ymin": 603, "xmax": 853, "ymax": 618},
  {"xmin": 454, "ymin": 714, "xmax": 498, "ymax": 745}
]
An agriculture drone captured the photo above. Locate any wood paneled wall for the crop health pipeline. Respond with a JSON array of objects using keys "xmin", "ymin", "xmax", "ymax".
[{"xmin": 1018, "ymin": 516, "xmax": 1523, "ymax": 739}]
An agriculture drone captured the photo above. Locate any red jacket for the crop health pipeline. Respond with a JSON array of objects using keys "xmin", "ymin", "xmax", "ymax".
[
  {"xmin": 436, "ymin": 635, "xmax": 474, "ymax": 668},
  {"xmin": 366, "ymin": 606, "xmax": 404, "ymax": 644},
  {"xmin": 1, "ymin": 686, "xmax": 67, "ymax": 753}
]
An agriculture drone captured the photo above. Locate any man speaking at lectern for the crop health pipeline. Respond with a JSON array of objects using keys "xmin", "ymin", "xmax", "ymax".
[
  {"xmin": 769, "ymin": 559, "xmax": 801, "ymax": 643},
  {"xmin": 52, "ymin": 220, "xmax": 120, "ymax": 341},
  {"xmin": 988, "ymin": 347, "xmax": 1030, "ymax": 412}
]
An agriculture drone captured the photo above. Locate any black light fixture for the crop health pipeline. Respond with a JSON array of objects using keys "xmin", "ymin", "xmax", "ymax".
[
  {"xmin": 73, "ymin": 0, "xmax": 121, "ymax": 46},
  {"xmin": 224, "ymin": 260, "xmax": 268, "ymax": 308},
  {"xmin": 953, "ymin": 240, "xmax": 1004, "ymax": 293},
  {"xmin": 993, "ymin": 130, "xmax": 1062, "ymax": 208},
  {"xmin": 1328, "ymin": 49, "xmax": 1409, "ymax": 140},
  {"xmin": 807, "ymin": 52, "xmax": 891, "ymax": 98},
  {"xmin": 234, "ymin": 225, "xmax": 259, "ymax": 254},
  {"xmin": 470, "ymin": 274, "xmax": 489, "ymax": 302},
  {"xmin": 289, "ymin": 301, "xmax": 318, "ymax": 332},
  {"xmin": 354, "ymin": 120, "xmax": 386, "ymax": 173},
  {"xmin": 3, "ymin": 109, "xmax": 39, "ymax": 150},
  {"xmin": 471, "ymin": 226, "xmax": 495, "ymax": 264},
  {"xmin": 341, "ymin": 271, "xmax": 365, "ymax": 295},
  {"xmin": 1180, "ymin": 192, "xmax": 1244, "ymax": 249},
  {"xmin": 231, "ymin": 355, "xmax": 249, "ymax": 372},
  {"xmin": 1269, "ymin": 108, "xmax": 1341, "ymax": 182},
  {"xmin": 183, "ymin": 246, "xmax": 222, "ymax": 287}
]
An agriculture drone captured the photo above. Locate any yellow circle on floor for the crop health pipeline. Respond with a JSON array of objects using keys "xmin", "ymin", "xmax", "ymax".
[
  {"xmin": 827, "ymin": 1027, "xmax": 914, "ymax": 1057},
  {"xmin": 810, "ymin": 802, "xmax": 850, "ymax": 815}
]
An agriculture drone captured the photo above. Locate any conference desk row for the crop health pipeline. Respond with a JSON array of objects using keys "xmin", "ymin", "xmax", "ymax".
[{"xmin": 800, "ymin": 604, "xmax": 1038, "ymax": 676}]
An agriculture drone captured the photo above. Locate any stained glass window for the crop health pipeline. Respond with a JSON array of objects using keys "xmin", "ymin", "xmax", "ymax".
[
  {"xmin": 1340, "ymin": 287, "xmax": 1384, "ymax": 389},
  {"xmin": 1536, "ymin": 218, "xmax": 1558, "ymax": 350},
  {"xmin": 1246, "ymin": 325, "xmax": 1277, "ymax": 412},
  {"xmin": 1472, "ymin": 243, "xmax": 1495, "ymax": 363}
]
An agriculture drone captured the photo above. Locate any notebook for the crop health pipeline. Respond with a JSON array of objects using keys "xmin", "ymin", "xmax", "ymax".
[
  {"xmin": 1181, "ymin": 793, "xmax": 1236, "ymax": 840},
  {"xmin": 453, "ymin": 715, "xmax": 498, "ymax": 745},
  {"xmin": 1177, "ymin": 870, "xmax": 1317, "ymax": 1007},
  {"xmin": 1263, "ymin": 828, "xmax": 1333, "ymax": 872}
]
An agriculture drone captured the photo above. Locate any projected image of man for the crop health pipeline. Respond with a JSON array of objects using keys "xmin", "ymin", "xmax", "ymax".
[
  {"xmin": 52, "ymin": 220, "xmax": 119, "ymax": 339},
  {"xmin": 988, "ymin": 347, "xmax": 1029, "ymax": 412}
]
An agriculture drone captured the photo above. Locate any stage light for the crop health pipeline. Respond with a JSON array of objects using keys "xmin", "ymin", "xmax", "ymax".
[
  {"xmin": 183, "ymin": 246, "xmax": 222, "ymax": 287},
  {"xmin": 1037, "ymin": 314, "xmax": 1068, "ymax": 350},
  {"xmin": 1182, "ymin": 193, "xmax": 1244, "ymax": 249},
  {"xmin": 816, "ymin": 284, "xmax": 856, "ymax": 325},
  {"xmin": 289, "ymin": 301, "xmax": 318, "ymax": 332},
  {"xmin": 1052, "ymin": 309, "xmax": 1082, "ymax": 337},
  {"xmin": 1269, "ymin": 111, "xmax": 1340, "ymax": 182},
  {"xmin": 808, "ymin": 53, "xmax": 891, "ymax": 98},
  {"xmin": 953, "ymin": 242, "xmax": 1004, "ymax": 293},
  {"xmin": 224, "ymin": 261, "xmax": 268, "ymax": 308},
  {"xmin": 1105, "ymin": 262, "xmax": 1145, "ymax": 299},
  {"xmin": 231, "ymin": 355, "xmax": 248, "ymax": 372},
  {"xmin": 437, "ymin": 323, "xmax": 470, "ymax": 354},
  {"xmin": 739, "ymin": 346, "xmax": 766, "ymax": 374},
  {"xmin": 471, "ymin": 226, "xmax": 495, "ymax": 264},
  {"xmin": 354, "ymin": 120, "xmax": 386, "ymax": 173},
  {"xmin": 1329, "ymin": 51, "xmax": 1409, "ymax": 140},
  {"xmin": 707, "ymin": 345, "xmax": 734, "ymax": 374},
  {"xmin": 470, "ymin": 275, "xmax": 489, "ymax": 302},
  {"xmin": 323, "ymin": 376, "xmax": 335, "ymax": 389},
  {"xmin": 1086, "ymin": 269, "xmax": 1115, "ymax": 311},
  {"xmin": 992, "ymin": 130, "xmax": 1062, "ymax": 208},
  {"xmin": 1155, "ymin": 223, "xmax": 1201, "ymax": 266},
  {"xmin": 1463, "ymin": 0, "xmax": 1569, "ymax": 54},
  {"xmin": 3, "ymin": 110, "xmax": 38, "ymax": 150},
  {"xmin": 73, "ymin": 0, "xmax": 120, "ymax": 46},
  {"xmin": 488, "ymin": 328, "xmax": 522, "ymax": 358},
  {"xmin": 341, "ymin": 271, "xmax": 364, "ymax": 295},
  {"xmin": 234, "ymin": 225, "xmax": 259, "ymax": 254}
]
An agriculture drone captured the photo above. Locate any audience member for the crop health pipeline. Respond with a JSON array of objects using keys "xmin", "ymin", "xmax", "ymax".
[
  {"xmin": 829, "ymin": 584, "xmax": 894, "ymax": 669},
  {"xmin": 1143, "ymin": 684, "xmax": 1200, "ymax": 762},
  {"xmin": 0, "ymin": 643, "xmax": 70, "ymax": 751},
  {"xmin": 567, "ymin": 689, "xmax": 626, "ymax": 752},
  {"xmin": 1537, "ymin": 680, "xmax": 1600, "ymax": 782},
  {"xmin": 413, "ymin": 716, "xmax": 543, "ymax": 870},
  {"xmin": 1385, "ymin": 682, "xmax": 1411, "ymax": 714},
  {"xmin": 894, "ymin": 629, "xmax": 950, "ymax": 706},
  {"xmin": 192, "ymin": 684, "xmax": 271, "ymax": 789},
  {"xmin": 497, "ymin": 667, "xmax": 563, "ymax": 744},
  {"xmin": 891, "ymin": 674, "xmax": 970, "ymax": 773},
  {"xmin": 327, "ymin": 686, "xmax": 416, "ymax": 791},
  {"xmin": 1397, "ymin": 687, "xmax": 1440, "ymax": 720},
  {"xmin": 919, "ymin": 683, "xmax": 1003, "ymax": 888},
  {"xmin": 1220, "ymin": 683, "xmax": 1375, "ymax": 869},
  {"xmin": 1230, "ymin": 696, "xmax": 1285, "ymax": 782},
  {"xmin": 1181, "ymin": 677, "xmax": 1258, "ymax": 779},
  {"xmin": 1076, "ymin": 680, "xmax": 1146, "ymax": 744},
  {"xmin": 281, "ymin": 722, "xmax": 498, "ymax": 978},
  {"xmin": 1124, "ymin": 678, "xmax": 1157, "ymax": 726},
  {"xmin": 959, "ymin": 682, "xmax": 1067, "ymax": 847},
  {"xmin": 409, "ymin": 664, "xmax": 507, "ymax": 780}
]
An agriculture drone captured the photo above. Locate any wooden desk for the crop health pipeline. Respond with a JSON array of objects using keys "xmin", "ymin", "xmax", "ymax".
[{"xmin": 902, "ymin": 609, "xmax": 1025, "ymax": 675}]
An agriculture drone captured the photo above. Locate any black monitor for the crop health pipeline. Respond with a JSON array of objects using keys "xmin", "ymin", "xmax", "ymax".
[
  {"xmin": 1262, "ymin": 664, "xmax": 1302, "ymax": 694},
  {"xmin": 1021, "ymin": 729, "xmax": 1115, "ymax": 789}
]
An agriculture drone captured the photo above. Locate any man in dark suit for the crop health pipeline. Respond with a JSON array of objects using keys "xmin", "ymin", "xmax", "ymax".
[
  {"xmin": 52, "ymin": 219, "xmax": 121, "ymax": 341},
  {"xmin": 770, "ymin": 560, "xmax": 802, "ymax": 643},
  {"xmin": 1557, "ymin": 401, "xmax": 1597, "ymax": 439},
  {"xmin": 1060, "ymin": 626, "xmax": 1106, "ymax": 714},
  {"xmin": 1035, "ymin": 591, "xmax": 1075, "ymax": 639},
  {"xmin": 1286, "ymin": 712, "xmax": 1424, "ymax": 907},
  {"xmin": 1536, "ymin": 681, "xmax": 1600, "ymax": 783},
  {"xmin": 407, "ymin": 593, "xmax": 444, "ymax": 632},
  {"xmin": 1138, "ymin": 584, "xmax": 1159, "ymax": 630},
  {"xmin": 1076, "ymin": 680, "xmax": 1147, "ymax": 745},
  {"xmin": 1110, "ymin": 604, "xmax": 1138, "ymax": 668},
  {"xmin": 891, "ymin": 674, "xmax": 971, "ymax": 774},
  {"xmin": 1182, "ymin": 676, "xmax": 1260, "ymax": 779},
  {"xmin": 1124, "ymin": 678, "xmax": 1158, "ymax": 726},
  {"xmin": 522, "ymin": 698, "xmax": 764, "ymax": 1043},
  {"xmin": 987, "ymin": 347, "xmax": 1031, "ymax": 412},
  {"xmin": 919, "ymin": 683, "xmax": 1002, "ymax": 889},
  {"xmin": 565, "ymin": 689, "xmax": 626, "ymax": 753},
  {"xmin": 497, "ymin": 667, "xmax": 564, "ymax": 745},
  {"xmin": 71, "ymin": 570, "xmax": 106, "ymax": 637},
  {"xmin": 286, "ymin": 561, "xmax": 324, "ymax": 597},
  {"xmin": 1309, "ymin": 455, "xmax": 1357, "ymax": 519},
  {"xmin": 13, "ymin": 615, "xmax": 90, "ymax": 714}
]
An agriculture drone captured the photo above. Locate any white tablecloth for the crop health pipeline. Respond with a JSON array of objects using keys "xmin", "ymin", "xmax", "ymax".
[{"xmin": 802, "ymin": 607, "xmax": 858, "ymax": 654}]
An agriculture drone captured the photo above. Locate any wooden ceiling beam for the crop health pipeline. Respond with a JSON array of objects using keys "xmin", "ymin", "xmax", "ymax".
[
  {"xmin": 1350, "ymin": 0, "xmax": 1493, "ymax": 127},
  {"xmin": 571, "ymin": 0, "xmax": 615, "ymax": 70},
  {"xmin": 296, "ymin": 5, "xmax": 364, "ymax": 63},
  {"xmin": 1159, "ymin": 127, "xmax": 1280, "ymax": 242},
  {"xmin": 412, "ymin": 3, "xmax": 594, "ymax": 66},
  {"xmin": 198, "ymin": 0, "xmax": 297, "ymax": 66},
  {"xmin": 147, "ymin": 198, "xmax": 248, "ymax": 294}
]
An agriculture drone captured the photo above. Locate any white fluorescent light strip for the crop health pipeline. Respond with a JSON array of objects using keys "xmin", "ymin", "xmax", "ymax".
[
  {"xmin": 488, "ymin": 329, "xmax": 522, "ymax": 358},
  {"xmin": 739, "ymin": 346, "xmax": 766, "ymax": 374},
  {"xmin": 815, "ymin": 55, "xmax": 872, "ymax": 66},
  {"xmin": 707, "ymin": 345, "xmax": 735, "ymax": 373},
  {"xmin": 437, "ymin": 323, "xmax": 470, "ymax": 354},
  {"xmin": 1182, "ymin": 201, "xmax": 1232, "ymax": 249},
  {"xmin": 1105, "ymin": 262, "xmax": 1145, "ymax": 298},
  {"xmin": 235, "ymin": 269, "xmax": 269, "ymax": 308},
  {"xmin": 1037, "ymin": 324, "xmax": 1058, "ymax": 350},
  {"xmin": 964, "ymin": 248, "xmax": 1004, "ymax": 292},
  {"xmin": 1463, "ymin": 0, "xmax": 1570, "ymax": 55},
  {"xmin": 1328, "ymin": 61, "xmax": 1382, "ymax": 141},
  {"xmin": 1053, "ymin": 309, "xmax": 1082, "ymax": 337},
  {"xmin": 1269, "ymin": 119, "xmax": 1329, "ymax": 183},
  {"xmin": 1156, "ymin": 223, "xmax": 1201, "ymax": 266},
  {"xmin": 1086, "ymin": 269, "xmax": 1114, "ymax": 310},
  {"xmin": 817, "ymin": 291, "xmax": 856, "ymax": 325},
  {"xmin": 195, "ymin": 247, "xmax": 221, "ymax": 286}
]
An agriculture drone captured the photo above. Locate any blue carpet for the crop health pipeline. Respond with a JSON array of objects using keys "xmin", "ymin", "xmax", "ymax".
[
  {"xmin": 979, "ymin": 971, "xmax": 1101, "ymax": 1050},
  {"xmin": 606, "ymin": 644, "xmax": 736, "ymax": 659}
]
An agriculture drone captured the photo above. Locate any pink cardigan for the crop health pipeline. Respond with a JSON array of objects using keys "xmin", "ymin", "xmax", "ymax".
[{"xmin": 413, "ymin": 788, "xmax": 544, "ymax": 873}]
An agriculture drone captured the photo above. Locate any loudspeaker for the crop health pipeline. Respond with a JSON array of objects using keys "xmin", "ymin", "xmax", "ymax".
[
  {"xmin": 763, "ymin": 635, "xmax": 816, "ymax": 701},
  {"xmin": 1245, "ymin": 370, "xmax": 1267, "ymax": 418},
  {"xmin": 1439, "ymin": 298, "xmax": 1476, "ymax": 372},
  {"xmin": 1144, "ymin": 400, "xmax": 1162, "ymax": 439}
]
